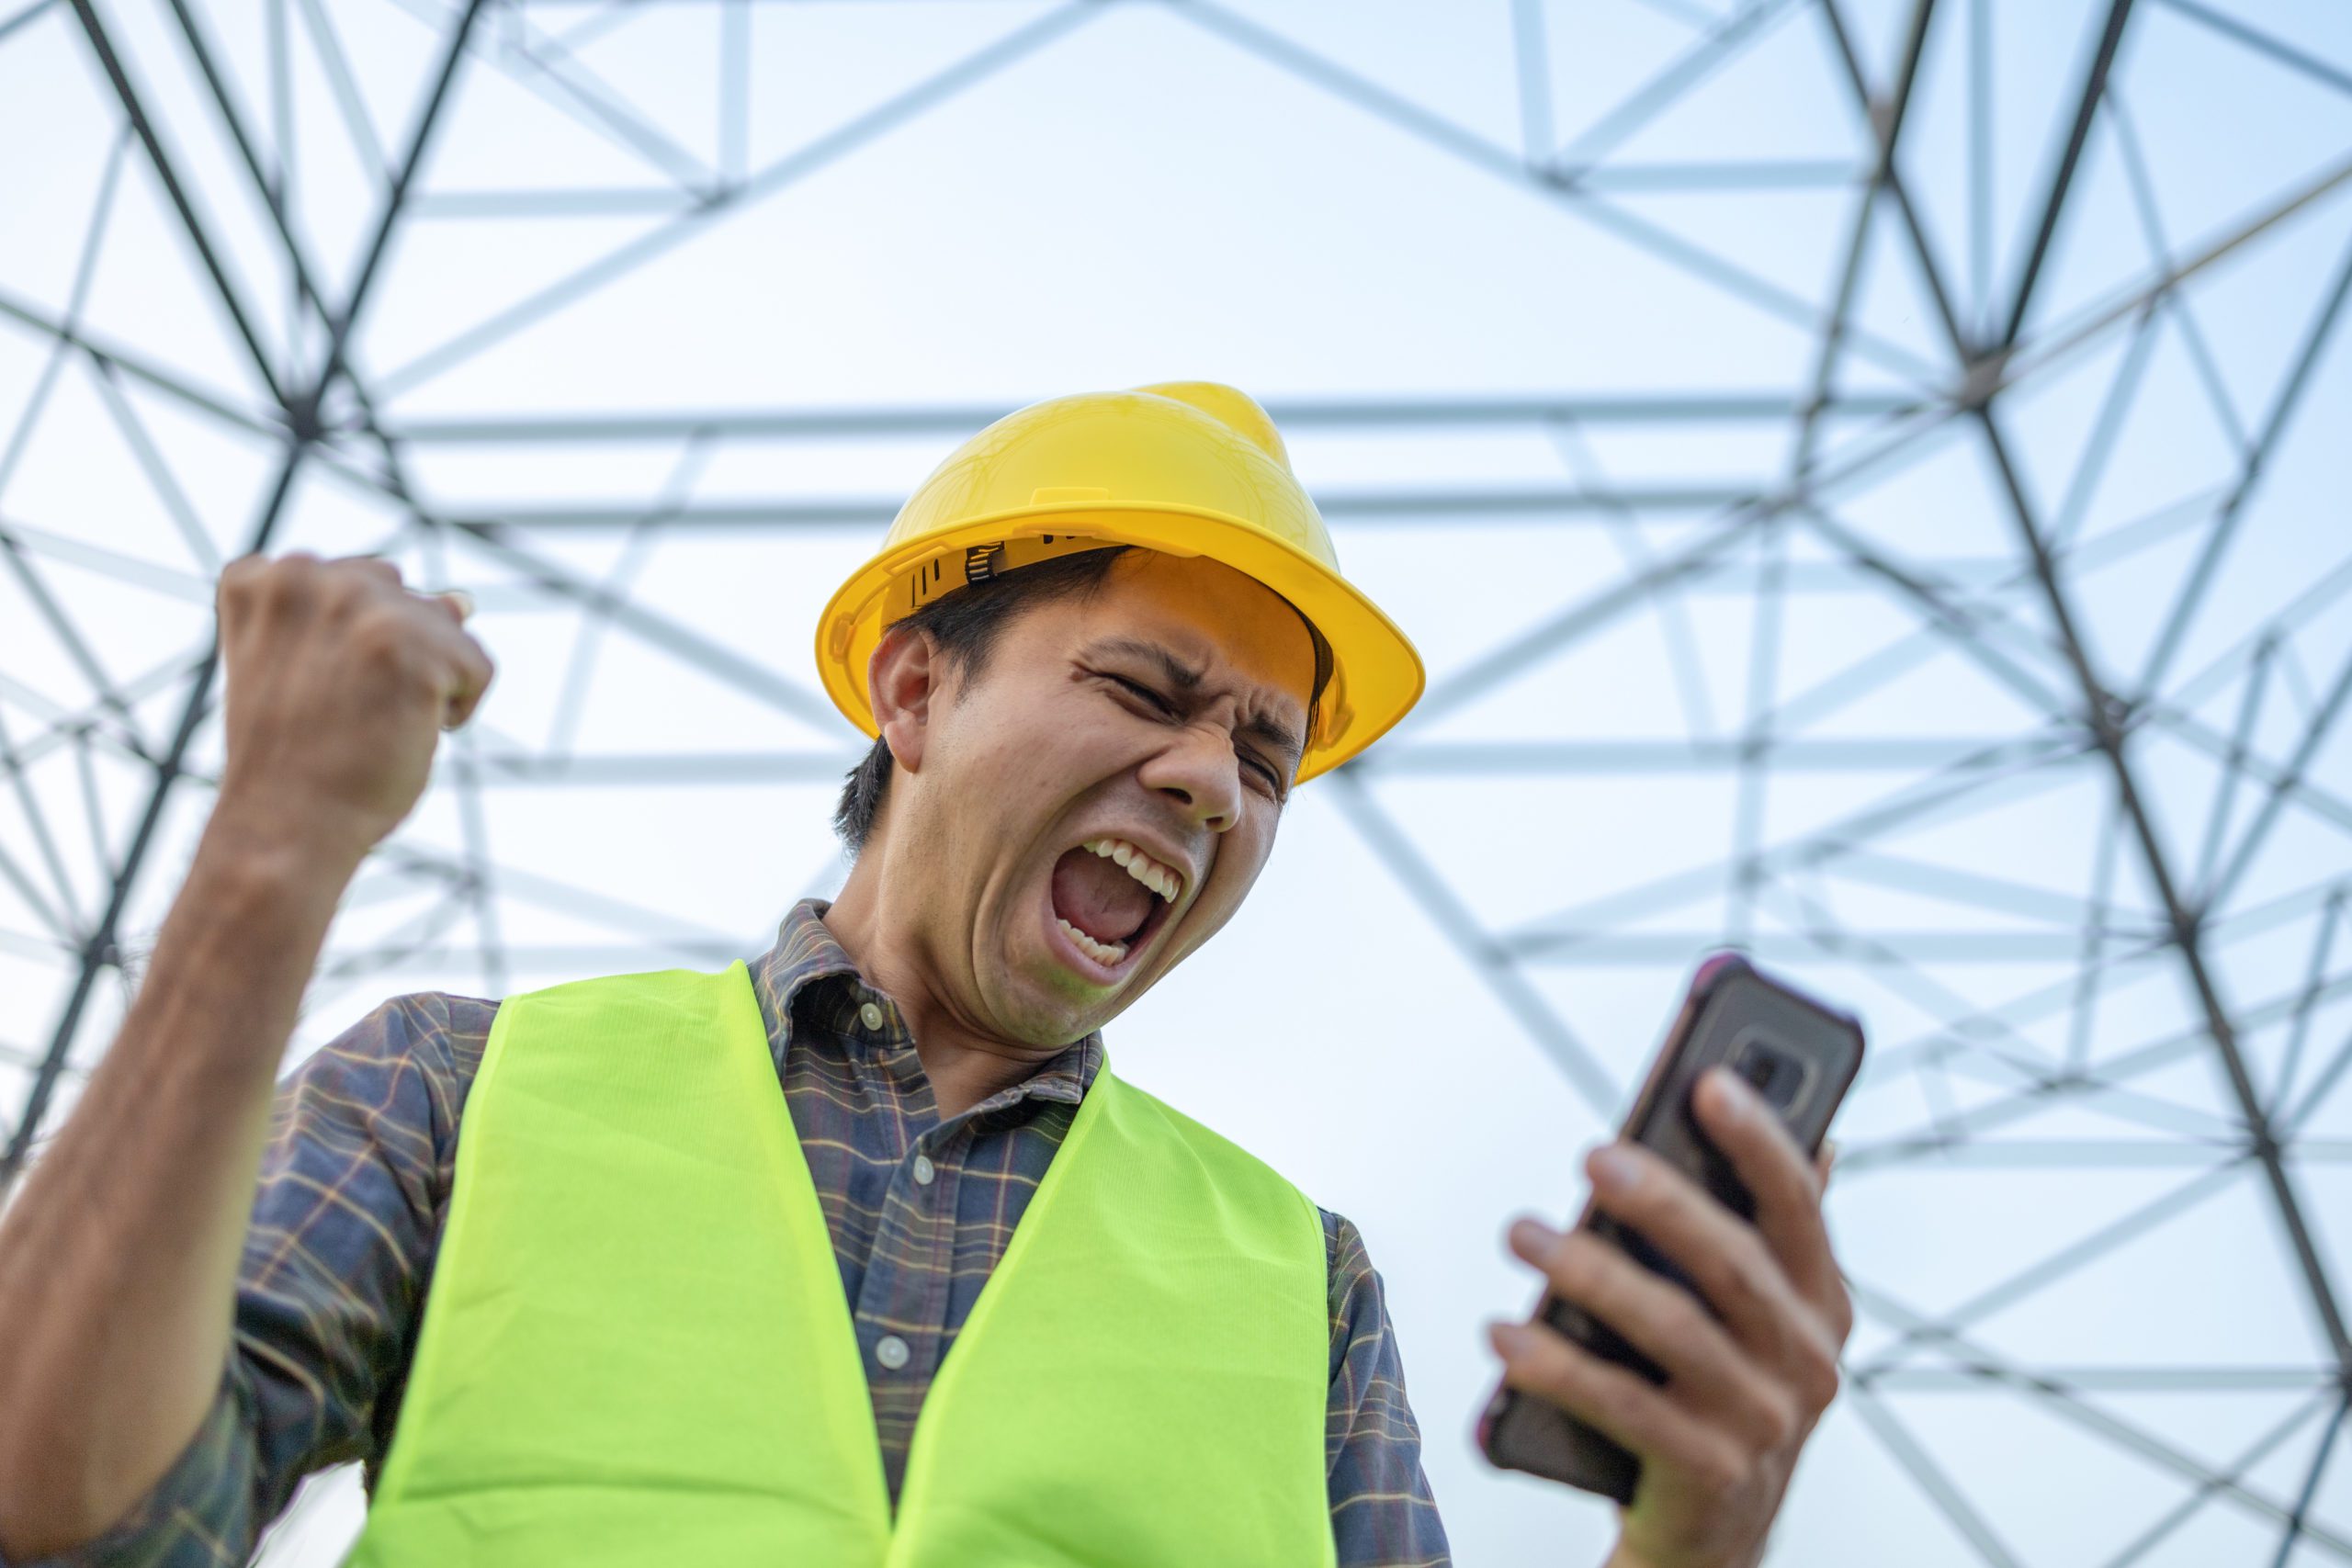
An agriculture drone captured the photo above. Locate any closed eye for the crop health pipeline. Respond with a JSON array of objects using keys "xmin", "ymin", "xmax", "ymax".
[
  {"xmin": 1107, "ymin": 673, "xmax": 1175, "ymax": 715},
  {"xmin": 1102, "ymin": 673, "xmax": 1283, "ymax": 796}
]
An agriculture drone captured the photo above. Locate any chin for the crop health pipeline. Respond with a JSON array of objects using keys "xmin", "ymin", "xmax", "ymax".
[{"xmin": 990, "ymin": 946, "xmax": 1115, "ymax": 1045}]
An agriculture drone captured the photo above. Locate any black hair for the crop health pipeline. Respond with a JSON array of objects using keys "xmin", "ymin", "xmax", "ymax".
[
  {"xmin": 831, "ymin": 546, "xmax": 1331, "ymax": 854},
  {"xmin": 832, "ymin": 547, "xmax": 1130, "ymax": 854}
]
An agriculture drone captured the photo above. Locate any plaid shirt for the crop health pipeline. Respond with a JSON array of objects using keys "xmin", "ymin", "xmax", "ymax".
[{"xmin": 28, "ymin": 899, "xmax": 1450, "ymax": 1567}]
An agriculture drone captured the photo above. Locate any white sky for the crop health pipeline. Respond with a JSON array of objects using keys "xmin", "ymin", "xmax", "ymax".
[{"xmin": 5, "ymin": 0, "xmax": 2352, "ymax": 1562}]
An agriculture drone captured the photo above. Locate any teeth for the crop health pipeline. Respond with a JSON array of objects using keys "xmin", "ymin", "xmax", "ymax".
[
  {"xmin": 1081, "ymin": 836, "xmax": 1184, "ymax": 905},
  {"xmin": 1056, "ymin": 916, "xmax": 1128, "ymax": 967}
]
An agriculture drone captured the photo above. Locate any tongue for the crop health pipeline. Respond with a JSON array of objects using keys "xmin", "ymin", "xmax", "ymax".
[{"xmin": 1051, "ymin": 848, "xmax": 1155, "ymax": 945}]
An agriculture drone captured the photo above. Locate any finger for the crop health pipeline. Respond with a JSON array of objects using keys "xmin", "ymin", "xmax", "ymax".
[
  {"xmin": 1692, "ymin": 1068, "xmax": 1844, "ymax": 1321},
  {"xmin": 437, "ymin": 629, "xmax": 495, "ymax": 730},
  {"xmin": 219, "ymin": 550, "xmax": 318, "ymax": 624},
  {"xmin": 1507, "ymin": 1220, "xmax": 1797, "ymax": 1452},
  {"xmin": 401, "ymin": 600, "xmax": 493, "ymax": 730},
  {"xmin": 1487, "ymin": 1319, "xmax": 1744, "ymax": 1487},
  {"xmin": 342, "ymin": 554, "xmax": 404, "ymax": 588},
  {"xmin": 218, "ymin": 550, "xmax": 272, "ymax": 591},
  {"xmin": 1586, "ymin": 1141, "xmax": 1826, "ymax": 1376},
  {"xmin": 215, "ymin": 551, "xmax": 271, "ymax": 625},
  {"xmin": 425, "ymin": 588, "xmax": 474, "ymax": 626}
]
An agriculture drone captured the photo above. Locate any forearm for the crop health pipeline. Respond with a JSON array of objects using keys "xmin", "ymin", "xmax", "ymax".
[
  {"xmin": 0, "ymin": 811, "xmax": 358, "ymax": 1558},
  {"xmin": 1603, "ymin": 1541, "xmax": 1766, "ymax": 1568}
]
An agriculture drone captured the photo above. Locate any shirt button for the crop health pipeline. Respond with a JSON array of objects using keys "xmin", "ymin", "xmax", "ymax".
[
  {"xmin": 912, "ymin": 1154, "xmax": 936, "ymax": 1187},
  {"xmin": 859, "ymin": 1001, "xmax": 885, "ymax": 1032},
  {"xmin": 875, "ymin": 1334, "xmax": 911, "ymax": 1371}
]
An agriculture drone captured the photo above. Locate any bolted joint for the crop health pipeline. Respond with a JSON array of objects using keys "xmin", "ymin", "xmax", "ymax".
[
  {"xmin": 283, "ymin": 389, "xmax": 325, "ymax": 445},
  {"xmin": 2087, "ymin": 691, "xmax": 2134, "ymax": 743},
  {"xmin": 1955, "ymin": 350, "xmax": 2009, "ymax": 412}
]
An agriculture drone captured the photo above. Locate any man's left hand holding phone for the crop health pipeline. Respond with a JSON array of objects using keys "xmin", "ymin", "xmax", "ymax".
[{"xmin": 1486, "ymin": 1066, "xmax": 1852, "ymax": 1568}]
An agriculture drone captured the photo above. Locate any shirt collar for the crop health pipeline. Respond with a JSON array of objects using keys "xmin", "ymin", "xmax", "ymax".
[{"xmin": 749, "ymin": 897, "xmax": 1102, "ymax": 1108}]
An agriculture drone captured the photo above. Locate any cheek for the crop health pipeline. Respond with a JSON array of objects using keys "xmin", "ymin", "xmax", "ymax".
[
  {"xmin": 943, "ymin": 699, "xmax": 1090, "ymax": 798},
  {"xmin": 996, "ymin": 700, "xmax": 1147, "ymax": 798},
  {"xmin": 933, "ymin": 702, "xmax": 1124, "ymax": 882},
  {"xmin": 1189, "ymin": 829, "xmax": 1275, "ymax": 931}
]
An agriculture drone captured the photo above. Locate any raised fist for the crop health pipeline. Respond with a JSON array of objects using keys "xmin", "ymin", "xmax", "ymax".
[{"xmin": 212, "ymin": 552, "xmax": 494, "ymax": 868}]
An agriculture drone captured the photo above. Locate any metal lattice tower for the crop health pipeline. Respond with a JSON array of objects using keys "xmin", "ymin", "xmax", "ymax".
[{"xmin": 3, "ymin": 1, "xmax": 2350, "ymax": 1562}]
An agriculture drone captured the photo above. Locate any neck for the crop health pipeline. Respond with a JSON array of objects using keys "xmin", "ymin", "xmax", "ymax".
[{"xmin": 820, "ymin": 847, "xmax": 1069, "ymax": 1121}]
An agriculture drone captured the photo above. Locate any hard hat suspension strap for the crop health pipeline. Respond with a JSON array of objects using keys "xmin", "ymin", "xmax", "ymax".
[{"xmin": 899, "ymin": 533, "xmax": 1126, "ymax": 617}]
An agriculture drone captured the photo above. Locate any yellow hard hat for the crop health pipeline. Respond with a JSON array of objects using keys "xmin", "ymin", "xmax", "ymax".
[{"xmin": 812, "ymin": 381, "xmax": 1424, "ymax": 784}]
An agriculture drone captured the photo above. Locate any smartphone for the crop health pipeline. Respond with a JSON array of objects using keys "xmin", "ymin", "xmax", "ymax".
[{"xmin": 1475, "ymin": 951, "xmax": 1865, "ymax": 1503}]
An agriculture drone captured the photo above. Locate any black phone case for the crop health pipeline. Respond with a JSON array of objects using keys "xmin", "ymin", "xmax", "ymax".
[{"xmin": 1476, "ymin": 952, "xmax": 1865, "ymax": 1503}]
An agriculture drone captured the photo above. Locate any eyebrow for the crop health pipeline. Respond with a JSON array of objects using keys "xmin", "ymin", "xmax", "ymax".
[{"xmin": 1082, "ymin": 636, "xmax": 1306, "ymax": 773}]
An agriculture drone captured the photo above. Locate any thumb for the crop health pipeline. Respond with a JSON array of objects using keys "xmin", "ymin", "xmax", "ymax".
[{"xmin": 430, "ymin": 588, "xmax": 475, "ymax": 625}]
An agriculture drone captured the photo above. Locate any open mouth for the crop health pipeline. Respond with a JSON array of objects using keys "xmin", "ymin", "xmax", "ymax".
[{"xmin": 1043, "ymin": 836, "xmax": 1183, "ymax": 982}]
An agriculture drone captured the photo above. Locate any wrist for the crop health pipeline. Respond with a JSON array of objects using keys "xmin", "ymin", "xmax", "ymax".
[
  {"xmin": 200, "ymin": 793, "xmax": 374, "ymax": 888},
  {"xmin": 192, "ymin": 799, "xmax": 371, "ymax": 919},
  {"xmin": 1603, "ymin": 1540, "xmax": 1762, "ymax": 1568}
]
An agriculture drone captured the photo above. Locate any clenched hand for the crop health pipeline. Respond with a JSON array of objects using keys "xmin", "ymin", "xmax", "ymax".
[
  {"xmin": 214, "ymin": 551, "xmax": 493, "ymax": 867},
  {"xmin": 0, "ymin": 552, "xmax": 493, "ymax": 1560}
]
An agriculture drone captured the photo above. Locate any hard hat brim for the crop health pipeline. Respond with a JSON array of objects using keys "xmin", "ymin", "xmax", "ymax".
[{"xmin": 814, "ymin": 501, "xmax": 1424, "ymax": 785}]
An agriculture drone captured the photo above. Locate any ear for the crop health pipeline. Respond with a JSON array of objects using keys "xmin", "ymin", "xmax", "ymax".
[{"xmin": 867, "ymin": 622, "xmax": 940, "ymax": 775}]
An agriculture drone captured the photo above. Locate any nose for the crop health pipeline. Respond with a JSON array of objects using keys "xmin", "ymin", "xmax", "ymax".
[{"xmin": 1138, "ymin": 718, "xmax": 1243, "ymax": 833}]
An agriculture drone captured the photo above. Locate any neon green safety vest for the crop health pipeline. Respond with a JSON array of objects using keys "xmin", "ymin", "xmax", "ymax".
[{"xmin": 343, "ymin": 963, "xmax": 1338, "ymax": 1567}]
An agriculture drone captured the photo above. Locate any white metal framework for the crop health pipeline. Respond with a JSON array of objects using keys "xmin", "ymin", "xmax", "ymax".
[{"xmin": 3, "ymin": 1, "xmax": 2349, "ymax": 1562}]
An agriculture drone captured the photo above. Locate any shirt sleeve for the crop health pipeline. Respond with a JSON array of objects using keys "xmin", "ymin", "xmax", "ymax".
[
  {"xmin": 11, "ymin": 992, "xmax": 493, "ymax": 1567},
  {"xmin": 1322, "ymin": 1208, "xmax": 1452, "ymax": 1568}
]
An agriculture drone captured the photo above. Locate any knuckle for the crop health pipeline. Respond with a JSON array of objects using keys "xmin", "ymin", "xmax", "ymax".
[
  {"xmin": 1589, "ymin": 1370, "xmax": 1641, "ymax": 1428},
  {"xmin": 1724, "ymin": 1245, "xmax": 1779, "ymax": 1315},
  {"xmin": 1795, "ymin": 1336, "xmax": 1843, "ymax": 1412},
  {"xmin": 1761, "ymin": 1154, "xmax": 1817, "ymax": 1215},
  {"xmin": 1810, "ymin": 1358, "xmax": 1844, "ymax": 1416},
  {"xmin": 1656, "ymin": 1287, "xmax": 1711, "ymax": 1346},
  {"xmin": 1532, "ymin": 1350, "xmax": 1589, "ymax": 1407},
  {"xmin": 258, "ymin": 552, "xmax": 315, "ymax": 596},
  {"xmin": 1753, "ymin": 1392, "xmax": 1800, "ymax": 1451},
  {"xmin": 349, "ymin": 605, "xmax": 414, "ymax": 663},
  {"xmin": 323, "ymin": 560, "xmax": 387, "ymax": 606},
  {"xmin": 1527, "ymin": 1337, "xmax": 1609, "ymax": 1415},
  {"xmin": 1506, "ymin": 1332, "xmax": 1572, "ymax": 1394},
  {"xmin": 1615, "ymin": 1180, "xmax": 1668, "ymax": 1226},
  {"xmin": 1616, "ymin": 1150, "xmax": 1675, "ymax": 1203},
  {"xmin": 1551, "ymin": 1234, "xmax": 1603, "ymax": 1297},
  {"xmin": 1604, "ymin": 1190, "xmax": 1680, "ymax": 1254},
  {"xmin": 1827, "ymin": 1284, "xmax": 1856, "ymax": 1346},
  {"xmin": 1746, "ymin": 1129, "xmax": 1814, "ymax": 1203},
  {"xmin": 1696, "ymin": 1443, "xmax": 1749, "ymax": 1498}
]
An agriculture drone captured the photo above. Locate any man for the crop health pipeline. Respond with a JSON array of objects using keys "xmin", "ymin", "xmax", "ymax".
[{"xmin": 0, "ymin": 382, "xmax": 1850, "ymax": 1566}]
